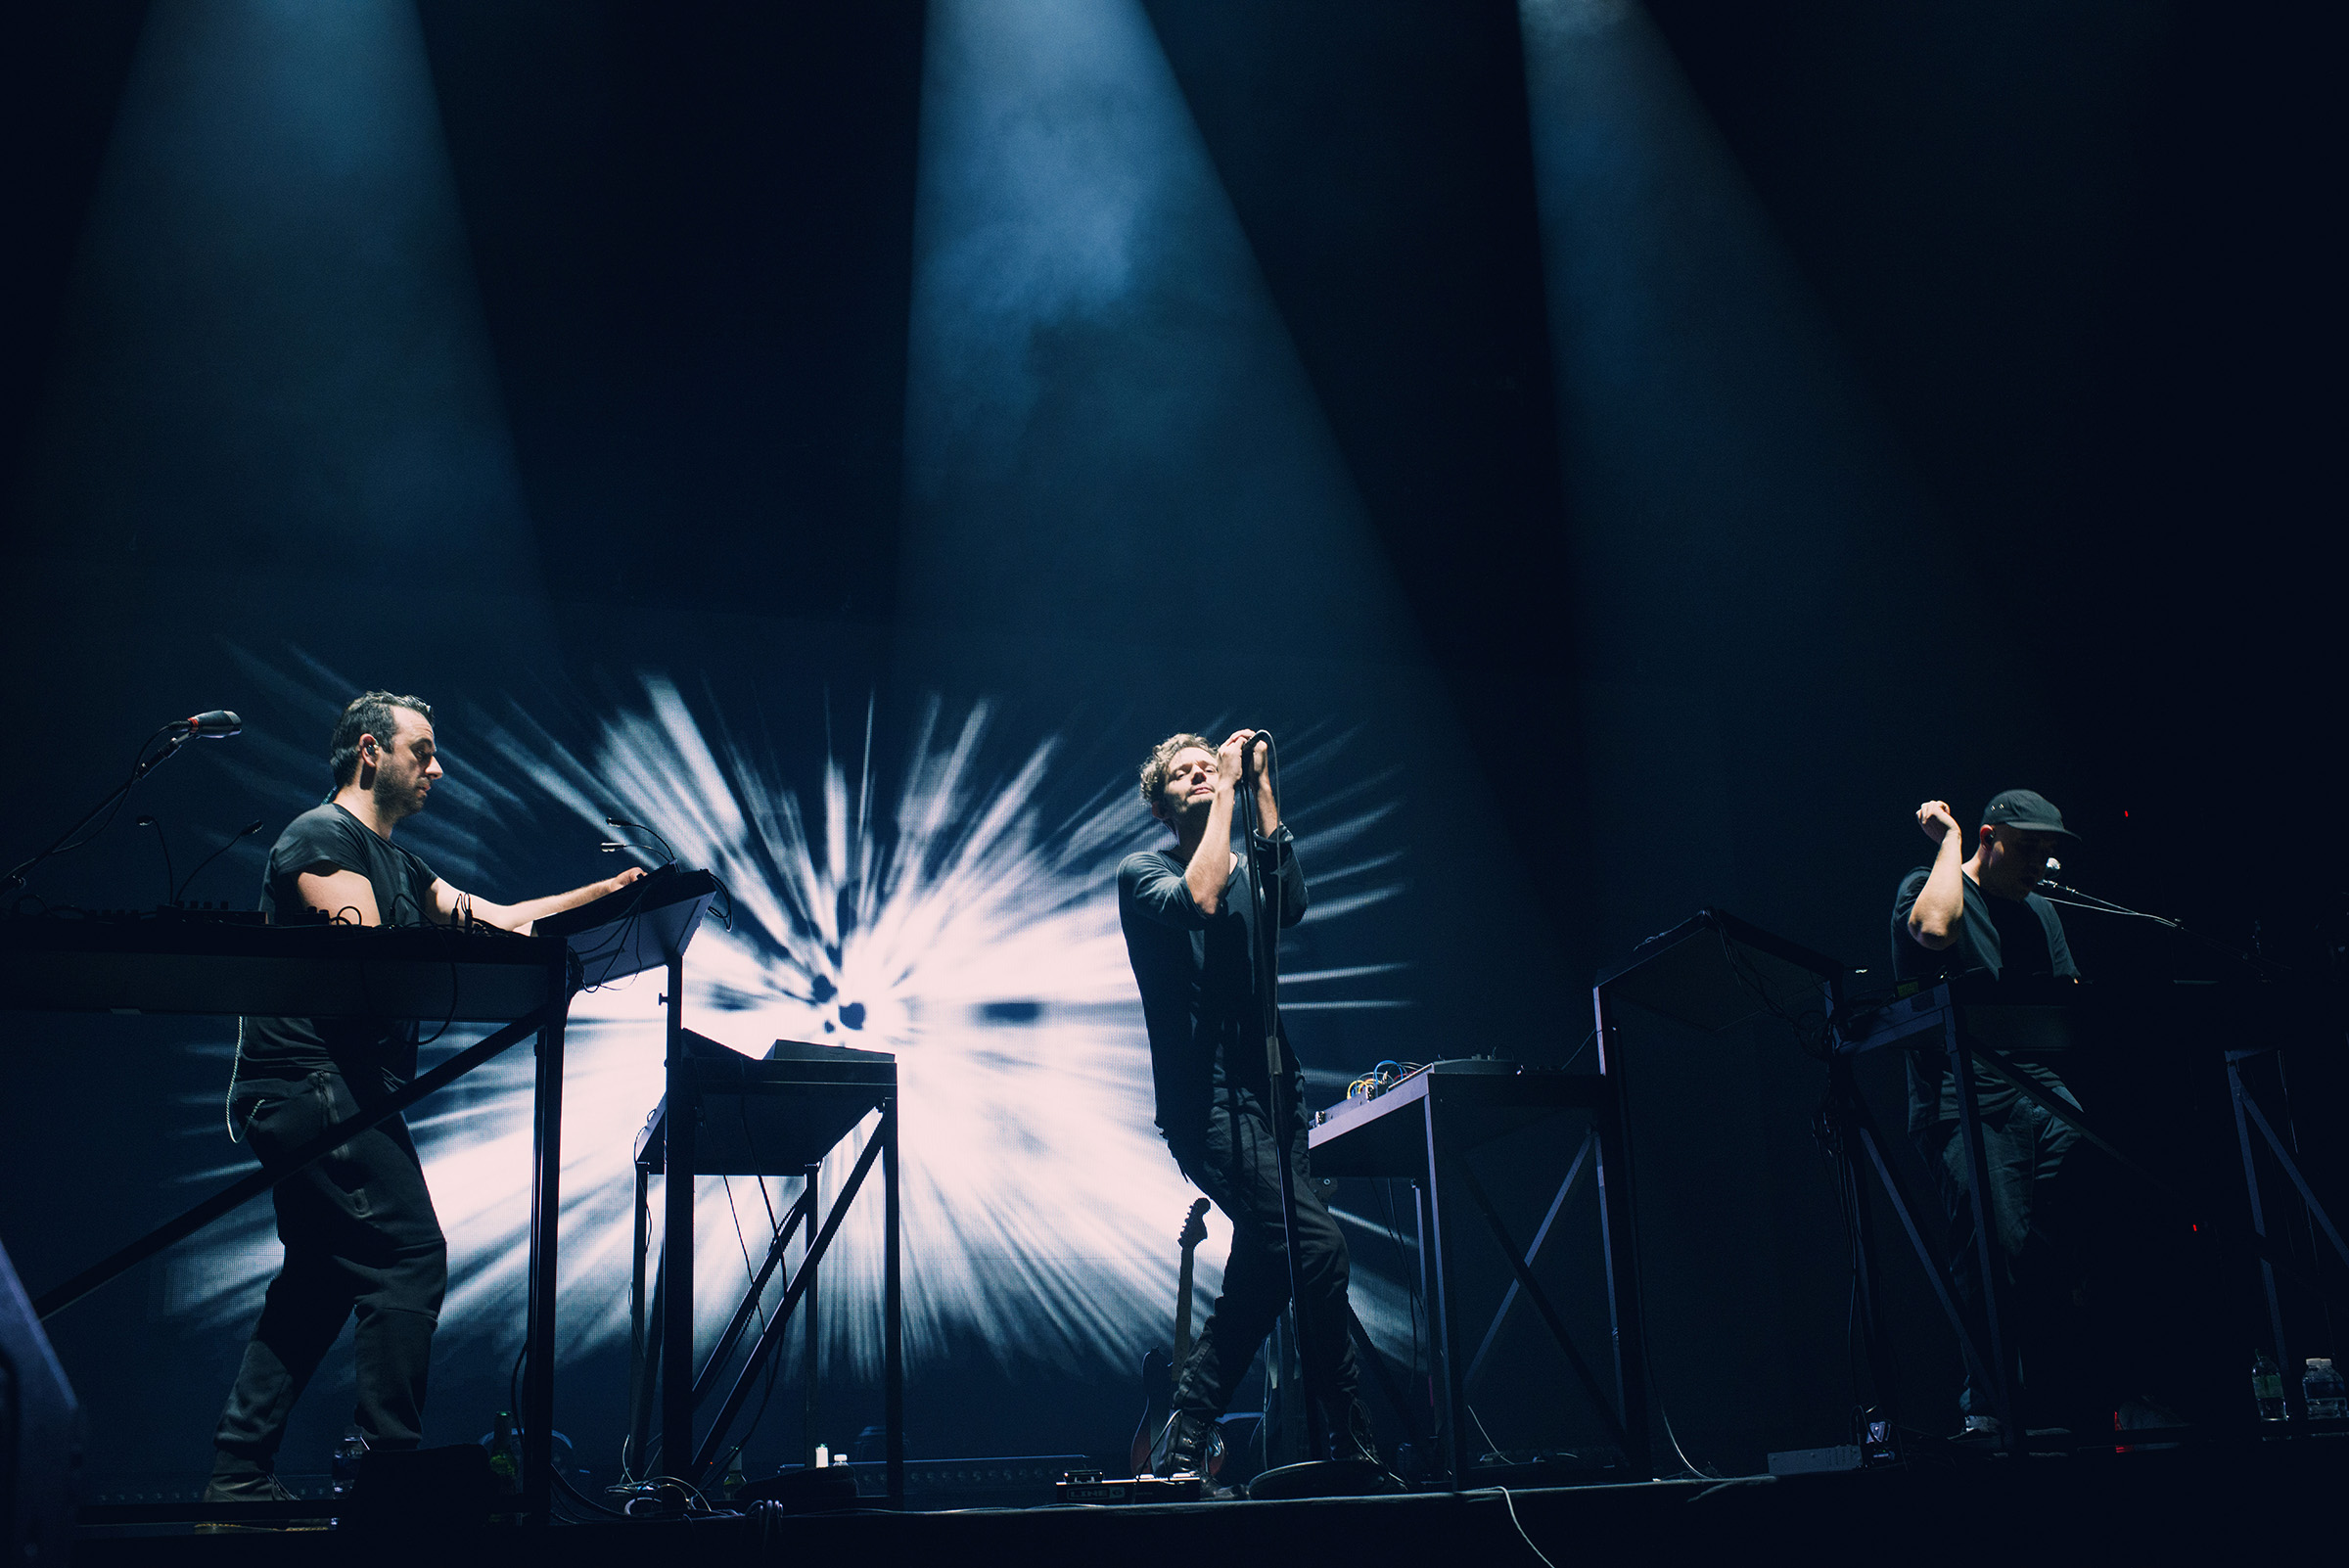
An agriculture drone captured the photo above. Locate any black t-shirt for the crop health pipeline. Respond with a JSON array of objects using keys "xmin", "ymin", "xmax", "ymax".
[
  {"xmin": 238, "ymin": 803, "xmax": 440, "ymax": 1089},
  {"xmin": 1889, "ymin": 865, "xmax": 2079, "ymax": 1130},
  {"xmin": 1118, "ymin": 826, "xmax": 1309, "ymax": 1157},
  {"xmin": 1889, "ymin": 865, "xmax": 2074, "ymax": 988}
]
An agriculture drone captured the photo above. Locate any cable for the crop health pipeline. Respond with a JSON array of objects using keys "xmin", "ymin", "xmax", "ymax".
[
  {"xmin": 1375, "ymin": 1178, "xmax": 1424, "ymax": 1400},
  {"xmin": 414, "ymin": 948, "xmax": 461, "ymax": 1046},
  {"xmin": 605, "ymin": 815, "xmax": 679, "ymax": 868},
  {"xmin": 1688, "ymin": 1475, "xmax": 1773, "ymax": 1502},
  {"xmin": 551, "ymin": 1467, "xmax": 632, "ymax": 1521},
  {"xmin": 224, "ymin": 1016, "xmax": 248, "ymax": 1141},
  {"xmin": 715, "ymin": 1160, "xmax": 794, "ymax": 1466},
  {"xmin": 176, "ymin": 819, "xmax": 265, "ymax": 904},
  {"xmin": 1468, "ymin": 1402, "xmax": 1505, "ymax": 1462},
  {"xmin": 135, "ymin": 815, "xmax": 174, "ymax": 907},
  {"xmin": 622, "ymin": 1476, "xmax": 715, "ymax": 1515},
  {"xmin": 1714, "ymin": 923, "xmax": 1830, "ymax": 1060},
  {"xmin": 1657, "ymin": 1405, "xmax": 1714, "ymax": 1480},
  {"xmin": 720, "ymin": 1176, "xmax": 772, "ymax": 1338},
  {"xmin": 1494, "ymin": 1488, "xmax": 1561, "ymax": 1568}
]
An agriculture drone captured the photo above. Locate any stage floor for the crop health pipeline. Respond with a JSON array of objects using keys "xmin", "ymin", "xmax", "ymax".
[{"xmin": 72, "ymin": 1437, "xmax": 2345, "ymax": 1567}]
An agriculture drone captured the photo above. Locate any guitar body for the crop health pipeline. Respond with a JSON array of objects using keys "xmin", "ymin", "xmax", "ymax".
[
  {"xmin": 1128, "ymin": 1346, "xmax": 1172, "ymax": 1477},
  {"xmin": 1128, "ymin": 1199, "xmax": 1217, "ymax": 1478}
]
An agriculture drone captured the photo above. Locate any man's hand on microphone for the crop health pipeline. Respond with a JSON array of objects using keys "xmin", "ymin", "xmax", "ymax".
[
  {"xmin": 1216, "ymin": 730, "xmax": 1255, "ymax": 793},
  {"xmin": 1221, "ymin": 728, "xmax": 1278, "ymax": 838}
]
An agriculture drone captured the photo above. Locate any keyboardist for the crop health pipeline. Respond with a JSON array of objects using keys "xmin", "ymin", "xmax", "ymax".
[
  {"xmin": 1892, "ymin": 787, "xmax": 2082, "ymax": 1443},
  {"xmin": 205, "ymin": 690, "xmax": 641, "ymax": 1506}
]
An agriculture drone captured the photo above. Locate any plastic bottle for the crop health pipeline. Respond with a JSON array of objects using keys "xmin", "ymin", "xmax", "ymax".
[
  {"xmin": 487, "ymin": 1411, "xmax": 524, "ymax": 1495},
  {"xmin": 2306, "ymin": 1359, "xmax": 2349, "ymax": 1421},
  {"xmin": 2253, "ymin": 1351, "xmax": 2287, "ymax": 1421}
]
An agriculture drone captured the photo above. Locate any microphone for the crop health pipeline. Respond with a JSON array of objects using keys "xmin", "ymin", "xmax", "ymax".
[{"xmin": 175, "ymin": 710, "xmax": 243, "ymax": 739}]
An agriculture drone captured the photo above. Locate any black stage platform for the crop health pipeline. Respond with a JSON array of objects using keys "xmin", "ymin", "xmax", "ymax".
[{"xmin": 72, "ymin": 1439, "xmax": 2345, "ymax": 1567}]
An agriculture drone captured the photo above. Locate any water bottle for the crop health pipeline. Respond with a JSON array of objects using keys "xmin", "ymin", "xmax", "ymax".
[
  {"xmin": 2253, "ymin": 1351, "xmax": 2287, "ymax": 1421},
  {"xmin": 2306, "ymin": 1359, "xmax": 2349, "ymax": 1421},
  {"xmin": 487, "ymin": 1411, "xmax": 524, "ymax": 1495},
  {"xmin": 331, "ymin": 1427, "xmax": 367, "ymax": 1499}
]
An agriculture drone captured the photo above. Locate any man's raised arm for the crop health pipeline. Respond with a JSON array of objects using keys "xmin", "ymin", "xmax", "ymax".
[
  {"xmin": 1183, "ymin": 731, "xmax": 1253, "ymax": 914},
  {"xmin": 1906, "ymin": 800, "xmax": 1966, "ymax": 950}
]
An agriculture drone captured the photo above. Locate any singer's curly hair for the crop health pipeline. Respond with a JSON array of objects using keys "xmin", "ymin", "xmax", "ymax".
[
  {"xmin": 330, "ymin": 691, "xmax": 435, "ymax": 789},
  {"xmin": 1138, "ymin": 732, "xmax": 1217, "ymax": 822}
]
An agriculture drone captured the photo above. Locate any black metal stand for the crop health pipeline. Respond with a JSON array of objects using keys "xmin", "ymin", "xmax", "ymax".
[
  {"xmin": 635, "ymin": 1008, "xmax": 901, "ymax": 1506},
  {"xmin": 1585, "ymin": 908, "xmax": 1848, "ymax": 1476},
  {"xmin": 1833, "ymin": 979, "xmax": 2327, "ymax": 1453},
  {"xmin": 661, "ymin": 958, "xmax": 695, "ymax": 1483},
  {"xmin": 1231, "ymin": 742, "xmax": 1329, "ymax": 1461},
  {"xmin": 1309, "ymin": 1061, "xmax": 1653, "ymax": 1486},
  {"xmin": 1818, "ymin": 1039, "xmax": 1999, "ymax": 1443},
  {"xmin": 2229, "ymin": 1044, "xmax": 2349, "ymax": 1411},
  {"xmin": 31, "ymin": 976, "xmax": 574, "ymax": 1322},
  {"xmin": 22, "ymin": 940, "xmax": 581, "ymax": 1521},
  {"xmin": 520, "ymin": 986, "xmax": 570, "ymax": 1525},
  {"xmin": 684, "ymin": 1103, "xmax": 900, "ymax": 1490}
]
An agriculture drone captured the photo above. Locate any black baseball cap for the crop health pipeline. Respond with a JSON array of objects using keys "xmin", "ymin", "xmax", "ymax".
[{"xmin": 1981, "ymin": 788, "xmax": 2079, "ymax": 842}]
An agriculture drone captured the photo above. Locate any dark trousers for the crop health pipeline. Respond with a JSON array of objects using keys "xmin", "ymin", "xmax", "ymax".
[
  {"xmin": 1918, "ymin": 1073, "xmax": 2082, "ymax": 1421},
  {"xmin": 1171, "ymin": 1084, "xmax": 1359, "ymax": 1425},
  {"xmin": 211, "ymin": 1071, "xmax": 447, "ymax": 1472}
]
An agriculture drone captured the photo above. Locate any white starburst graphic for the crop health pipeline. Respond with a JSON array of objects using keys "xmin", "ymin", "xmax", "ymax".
[{"xmin": 169, "ymin": 658, "xmax": 1418, "ymax": 1407}]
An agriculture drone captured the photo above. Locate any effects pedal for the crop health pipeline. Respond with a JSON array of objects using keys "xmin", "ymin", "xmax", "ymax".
[{"xmin": 1053, "ymin": 1470, "xmax": 1201, "ymax": 1504}]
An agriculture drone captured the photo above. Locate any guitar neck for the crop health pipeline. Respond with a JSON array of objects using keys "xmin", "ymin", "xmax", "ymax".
[{"xmin": 1173, "ymin": 1251, "xmax": 1199, "ymax": 1370}]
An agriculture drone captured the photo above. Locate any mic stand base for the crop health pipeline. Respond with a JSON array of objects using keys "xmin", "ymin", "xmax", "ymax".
[{"xmin": 1246, "ymin": 1459, "xmax": 1403, "ymax": 1501}]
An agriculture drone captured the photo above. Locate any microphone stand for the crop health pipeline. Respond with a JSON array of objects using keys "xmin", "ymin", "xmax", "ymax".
[
  {"xmin": 1232, "ymin": 734, "xmax": 1333, "ymax": 1464},
  {"xmin": 2035, "ymin": 877, "xmax": 2289, "ymax": 976},
  {"xmin": 3, "ymin": 723, "xmax": 196, "ymax": 899}
]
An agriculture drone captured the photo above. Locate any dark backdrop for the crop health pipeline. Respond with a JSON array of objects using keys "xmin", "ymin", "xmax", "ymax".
[{"xmin": 3, "ymin": 0, "xmax": 2340, "ymax": 1487}]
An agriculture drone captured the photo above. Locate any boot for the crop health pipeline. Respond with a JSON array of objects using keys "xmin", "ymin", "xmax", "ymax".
[
  {"xmin": 203, "ymin": 1451, "xmax": 299, "ymax": 1505},
  {"xmin": 1331, "ymin": 1397, "xmax": 1380, "ymax": 1466},
  {"xmin": 1159, "ymin": 1409, "xmax": 1215, "ymax": 1478}
]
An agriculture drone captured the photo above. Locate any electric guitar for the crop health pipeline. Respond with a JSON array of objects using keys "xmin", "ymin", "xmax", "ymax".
[{"xmin": 1128, "ymin": 1198, "xmax": 1223, "ymax": 1477}]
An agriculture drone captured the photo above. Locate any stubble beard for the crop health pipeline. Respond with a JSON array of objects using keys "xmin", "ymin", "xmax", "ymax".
[{"xmin": 376, "ymin": 772, "xmax": 427, "ymax": 824}]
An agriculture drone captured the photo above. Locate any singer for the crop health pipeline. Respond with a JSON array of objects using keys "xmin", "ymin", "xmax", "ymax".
[
  {"xmin": 1117, "ymin": 730, "xmax": 1374, "ymax": 1487},
  {"xmin": 205, "ymin": 691, "xmax": 642, "ymax": 1505},
  {"xmin": 1891, "ymin": 787, "xmax": 2086, "ymax": 1441}
]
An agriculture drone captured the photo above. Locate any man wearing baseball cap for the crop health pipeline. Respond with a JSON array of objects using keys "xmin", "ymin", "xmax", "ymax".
[{"xmin": 1892, "ymin": 788, "xmax": 2084, "ymax": 1440}]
